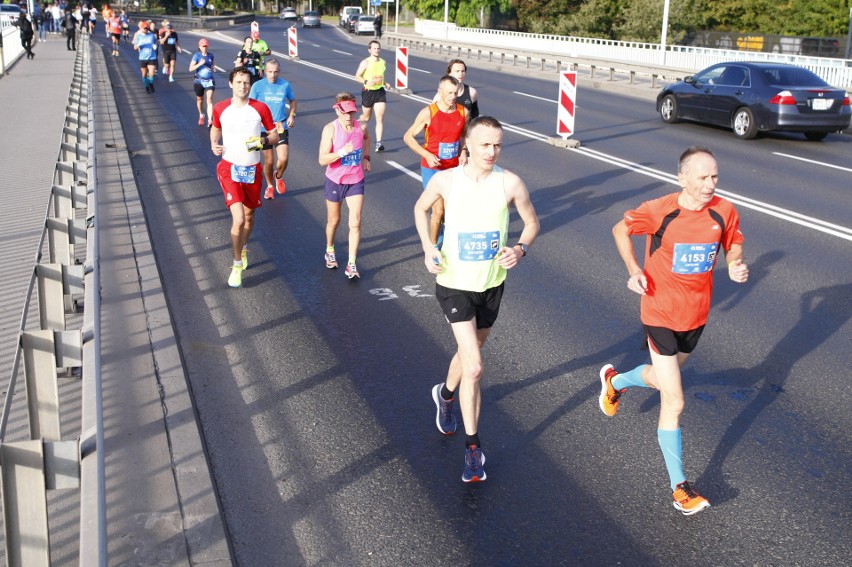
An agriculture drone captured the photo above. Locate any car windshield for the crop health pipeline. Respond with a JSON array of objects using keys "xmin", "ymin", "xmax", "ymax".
[{"xmin": 761, "ymin": 67, "xmax": 828, "ymax": 87}]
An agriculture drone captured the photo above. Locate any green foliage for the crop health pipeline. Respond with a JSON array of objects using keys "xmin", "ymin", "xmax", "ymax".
[
  {"xmin": 455, "ymin": 0, "xmax": 514, "ymax": 27},
  {"xmin": 614, "ymin": 0, "xmax": 707, "ymax": 43},
  {"xmin": 510, "ymin": 0, "xmax": 852, "ymax": 41},
  {"xmin": 407, "ymin": 0, "xmax": 515, "ymax": 27}
]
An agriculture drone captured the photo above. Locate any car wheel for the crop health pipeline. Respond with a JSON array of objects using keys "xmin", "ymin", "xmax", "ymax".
[
  {"xmin": 804, "ymin": 131, "xmax": 828, "ymax": 141},
  {"xmin": 659, "ymin": 94, "xmax": 678, "ymax": 123},
  {"xmin": 732, "ymin": 107, "xmax": 758, "ymax": 139}
]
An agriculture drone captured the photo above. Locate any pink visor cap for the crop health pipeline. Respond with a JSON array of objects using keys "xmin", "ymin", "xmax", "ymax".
[{"xmin": 334, "ymin": 100, "xmax": 358, "ymax": 114}]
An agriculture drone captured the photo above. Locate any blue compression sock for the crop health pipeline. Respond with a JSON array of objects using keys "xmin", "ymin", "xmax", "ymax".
[
  {"xmin": 658, "ymin": 428, "xmax": 686, "ymax": 490},
  {"xmin": 612, "ymin": 364, "xmax": 649, "ymax": 390}
]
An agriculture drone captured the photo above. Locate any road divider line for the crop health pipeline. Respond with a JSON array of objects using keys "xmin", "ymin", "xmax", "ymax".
[
  {"xmin": 513, "ymin": 91, "xmax": 556, "ymax": 103},
  {"xmin": 773, "ymin": 152, "xmax": 852, "ymax": 173},
  {"xmin": 386, "ymin": 161, "xmax": 423, "ymax": 182},
  {"xmin": 575, "ymin": 147, "xmax": 852, "ymax": 239}
]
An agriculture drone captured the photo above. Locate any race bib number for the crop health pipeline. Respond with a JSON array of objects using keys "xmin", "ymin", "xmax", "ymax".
[
  {"xmin": 437, "ymin": 141, "xmax": 459, "ymax": 160},
  {"xmin": 200, "ymin": 79, "xmax": 214, "ymax": 89},
  {"xmin": 341, "ymin": 148, "xmax": 362, "ymax": 167},
  {"xmin": 231, "ymin": 164, "xmax": 256, "ymax": 184},
  {"xmin": 167, "ymin": 37, "xmax": 176, "ymax": 45},
  {"xmin": 672, "ymin": 243, "xmax": 718, "ymax": 274},
  {"xmin": 458, "ymin": 231, "xmax": 501, "ymax": 261}
]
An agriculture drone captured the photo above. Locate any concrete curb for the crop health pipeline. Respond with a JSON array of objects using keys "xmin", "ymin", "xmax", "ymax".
[{"xmin": 90, "ymin": 40, "xmax": 232, "ymax": 566}]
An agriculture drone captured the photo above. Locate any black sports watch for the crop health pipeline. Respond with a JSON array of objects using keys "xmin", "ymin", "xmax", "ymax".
[{"xmin": 515, "ymin": 243, "xmax": 528, "ymax": 256}]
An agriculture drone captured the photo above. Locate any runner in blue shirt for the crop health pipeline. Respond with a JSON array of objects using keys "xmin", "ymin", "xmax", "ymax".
[
  {"xmin": 189, "ymin": 38, "xmax": 216, "ymax": 126},
  {"xmin": 119, "ymin": 10, "xmax": 130, "ymax": 43},
  {"xmin": 133, "ymin": 22, "xmax": 158, "ymax": 93},
  {"xmin": 249, "ymin": 58, "xmax": 297, "ymax": 198}
]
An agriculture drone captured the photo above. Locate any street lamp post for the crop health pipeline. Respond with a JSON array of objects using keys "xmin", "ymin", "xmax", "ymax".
[
  {"xmin": 660, "ymin": 0, "xmax": 670, "ymax": 65},
  {"xmin": 845, "ymin": 8, "xmax": 852, "ymax": 59}
]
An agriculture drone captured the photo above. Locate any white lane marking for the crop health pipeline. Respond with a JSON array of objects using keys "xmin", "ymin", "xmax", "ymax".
[
  {"xmin": 576, "ymin": 147, "xmax": 852, "ymax": 240},
  {"xmin": 178, "ymin": 36, "xmax": 852, "ymax": 242},
  {"xmin": 410, "ymin": 67, "xmax": 431, "ymax": 74},
  {"xmin": 405, "ymin": 93, "xmax": 432, "ymax": 104},
  {"xmin": 773, "ymin": 152, "xmax": 852, "ymax": 173},
  {"xmin": 332, "ymin": 49, "xmax": 352, "ymax": 55},
  {"xmin": 311, "ymin": 43, "xmax": 321, "ymax": 47},
  {"xmin": 386, "ymin": 161, "xmax": 423, "ymax": 182},
  {"xmin": 514, "ymin": 91, "xmax": 555, "ymax": 103}
]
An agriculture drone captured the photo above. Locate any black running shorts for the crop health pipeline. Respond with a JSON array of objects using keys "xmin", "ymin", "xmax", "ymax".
[
  {"xmin": 361, "ymin": 87, "xmax": 387, "ymax": 108},
  {"xmin": 262, "ymin": 128, "xmax": 289, "ymax": 149},
  {"xmin": 644, "ymin": 325, "xmax": 705, "ymax": 356},
  {"xmin": 436, "ymin": 282, "xmax": 505, "ymax": 329}
]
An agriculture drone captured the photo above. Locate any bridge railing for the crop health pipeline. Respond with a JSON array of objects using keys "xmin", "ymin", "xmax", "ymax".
[
  {"xmin": 413, "ymin": 19, "xmax": 852, "ymax": 88},
  {"xmin": 0, "ymin": 32, "xmax": 106, "ymax": 567}
]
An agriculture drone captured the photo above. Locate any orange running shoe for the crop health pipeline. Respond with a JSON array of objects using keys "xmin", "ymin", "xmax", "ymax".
[
  {"xmin": 672, "ymin": 481, "xmax": 711, "ymax": 515},
  {"xmin": 598, "ymin": 364, "xmax": 625, "ymax": 417},
  {"xmin": 264, "ymin": 186, "xmax": 275, "ymax": 200},
  {"xmin": 276, "ymin": 177, "xmax": 287, "ymax": 195},
  {"xmin": 197, "ymin": 115, "xmax": 205, "ymax": 126}
]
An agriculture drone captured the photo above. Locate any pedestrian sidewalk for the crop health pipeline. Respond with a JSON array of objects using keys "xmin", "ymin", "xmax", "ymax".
[{"xmin": 0, "ymin": 34, "xmax": 230, "ymax": 565}]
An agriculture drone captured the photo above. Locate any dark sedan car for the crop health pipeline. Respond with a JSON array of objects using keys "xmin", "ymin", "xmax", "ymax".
[
  {"xmin": 656, "ymin": 62, "xmax": 851, "ymax": 140},
  {"xmin": 345, "ymin": 13, "xmax": 360, "ymax": 33}
]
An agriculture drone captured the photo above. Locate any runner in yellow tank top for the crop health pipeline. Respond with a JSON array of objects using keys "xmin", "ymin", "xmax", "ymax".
[
  {"xmin": 354, "ymin": 41, "xmax": 390, "ymax": 152},
  {"xmin": 413, "ymin": 116, "xmax": 540, "ymax": 483}
]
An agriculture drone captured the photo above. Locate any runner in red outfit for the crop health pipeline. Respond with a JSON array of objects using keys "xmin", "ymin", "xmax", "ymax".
[
  {"xmin": 600, "ymin": 146, "xmax": 748, "ymax": 516},
  {"xmin": 210, "ymin": 67, "xmax": 278, "ymax": 288},
  {"xmin": 404, "ymin": 75, "xmax": 469, "ymax": 245}
]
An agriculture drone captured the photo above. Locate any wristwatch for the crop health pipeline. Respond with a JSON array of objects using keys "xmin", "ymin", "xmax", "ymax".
[{"xmin": 515, "ymin": 243, "xmax": 528, "ymax": 256}]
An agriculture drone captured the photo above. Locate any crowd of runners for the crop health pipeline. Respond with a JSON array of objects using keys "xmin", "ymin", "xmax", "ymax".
[{"xmin": 105, "ymin": 18, "xmax": 750, "ymax": 513}]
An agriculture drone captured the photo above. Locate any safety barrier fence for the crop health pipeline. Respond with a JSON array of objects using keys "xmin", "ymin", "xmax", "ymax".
[
  {"xmin": 384, "ymin": 31, "xmax": 683, "ymax": 90},
  {"xmin": 412, "ymin": 19, "xmax": 852, "ymax": 89},
  {"xmin": 0, "ymin": 20, "xmax": 26, "ymax": 76},
  {"xmin": 0, "ymin": 33, "xmax": 106, "ymax": 566}
]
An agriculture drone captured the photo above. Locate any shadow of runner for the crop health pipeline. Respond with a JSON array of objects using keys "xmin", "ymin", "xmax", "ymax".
[{"xmin": 696, "ymin": 282, "xmax": 852, "ymax": 504}]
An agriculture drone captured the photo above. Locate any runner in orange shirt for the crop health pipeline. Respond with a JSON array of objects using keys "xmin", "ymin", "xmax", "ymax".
[
  {"xmin": 108, "ymin": 13, "xmax": 121, "ymax": 57},
  {"xmin": 601, "ymin": 145, "xmax": 749, "ymax": 516}
]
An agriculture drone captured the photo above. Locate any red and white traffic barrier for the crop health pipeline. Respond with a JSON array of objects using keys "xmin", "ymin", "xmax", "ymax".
[
  {"xmin": 288, "ymin": 26, "xmax": 299, "ymax": 59},
  {"xmin": 557, "ymin": 71, "xmax": 577, "ymax": 138},
  {"xmin": 395, "ymin": 47, "xmax": 409, "ymax": 91}
]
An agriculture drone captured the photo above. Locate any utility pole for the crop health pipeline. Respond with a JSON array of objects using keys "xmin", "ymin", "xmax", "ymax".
[{"xmin": 846, "ymin": 8, "xmax": 852, "ymax": 59}]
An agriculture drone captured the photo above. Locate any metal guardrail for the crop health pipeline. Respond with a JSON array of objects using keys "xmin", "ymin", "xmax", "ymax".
[
  {"xmin": 413, "ymin": 19, "xmax": 852, "ymax": 89},
  {"xmin": 0, "ymin": 32, "xmax": 106, "ymax": 566},
  {"xmin": 384, "ymin": 32, "xmax": 684, "ymax": 90},
  {"xmin": 1, "ymin": 23, "xmax": 26, "ymax": 76}
]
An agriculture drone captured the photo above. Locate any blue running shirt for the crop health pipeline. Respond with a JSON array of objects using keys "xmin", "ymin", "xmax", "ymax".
[
  {"xmin": 134, "ymin": 32, "xmax": 158, "ymax": 61},
  {"xmin": 192, "ymin": 52, "xmax": 215, "ymax": 84},
  {"xmin": 249, "ymin": 78, "xmax": 295, "ymax": 125}
]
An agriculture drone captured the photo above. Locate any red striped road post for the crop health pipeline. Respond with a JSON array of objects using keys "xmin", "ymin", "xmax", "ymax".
[
  {"xmin": 548, "ymin": 69, "xmax": 581, "ymax": 148},
  {"xmin": 558, "ymin": 71, "xmax": 577, "ymax": 138},
  {"xmin": 394, "ymin": 47, "xmax": 411, "ymax": 93},
  {"xmin": 288, "ymin": 26, "xmax": 299, "ymax": 60}
]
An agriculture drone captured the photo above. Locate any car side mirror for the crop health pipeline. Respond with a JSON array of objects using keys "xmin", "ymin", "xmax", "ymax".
[{"xmin": 684, "ymin": 75, "xmax": 695, "ymax": 85}]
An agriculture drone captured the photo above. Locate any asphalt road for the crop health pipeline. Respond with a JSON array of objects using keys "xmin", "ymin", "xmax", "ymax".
[{"xmin": 95, "ymin": 19, "xmax": 851, "ymax": 566}]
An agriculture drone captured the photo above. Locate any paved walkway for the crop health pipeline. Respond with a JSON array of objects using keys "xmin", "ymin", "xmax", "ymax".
[{"xmin": 0, "ymin": 33, "xmax": 229, "ymax": 565}]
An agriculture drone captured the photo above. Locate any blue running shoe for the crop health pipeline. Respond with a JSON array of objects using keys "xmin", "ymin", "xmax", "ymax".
[
  {"xmin": 431, "ymin": 384, "xmax": 457, "ymax": 435},
  {"xmin": 462, "ymin": 445, "xmax": 486, "ymax": 483}
]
